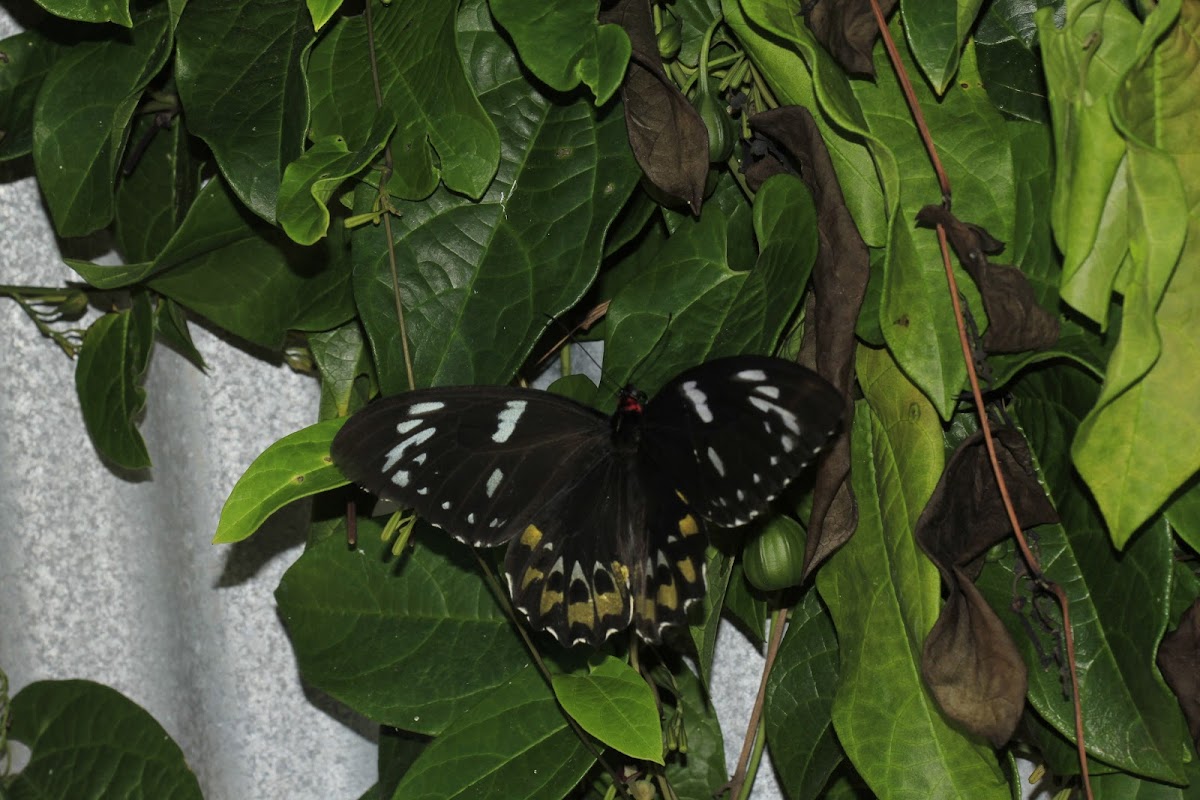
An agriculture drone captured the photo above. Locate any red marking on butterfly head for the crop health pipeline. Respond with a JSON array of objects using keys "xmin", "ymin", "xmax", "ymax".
[{"xmin": 618, "ymin": 385, "xmax": 646, "ymax": 414}]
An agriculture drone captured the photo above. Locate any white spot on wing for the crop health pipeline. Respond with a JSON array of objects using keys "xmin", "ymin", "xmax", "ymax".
[
  {"xmin": 750, "ymin": 396, "xmax": 801, "ymax": 435},
  {"xmin": 467, "ymin": 513, "xmax": 475, "ymax": 524},
  {"xmin": 754, "ymin": 384, "xmax": 781, "ymax": 400},
  {"xmin": 442, "ymin": 501, "xmax": 452, "ymax": 510},
  {"xmin": 781, "ymin": 435, "xmax": 796, "ymax": 453},
  {"xmin": 736, "ymin": 369, "xmax": 767, "ymax": 381},
  {"xmin": 492, "ymin": 400, "xmax": 528, "ymax": 443},
  {"xmin": 417, "ymin": 487, "xmax": 429, "ymax": 495},
  {"xmin": 396, "ymin": 419, "xmax": 422, "ymax": 434},
  {"xmin": 392, "ymin": 470, "xmax": 410, "ymax": 487},
  {"xmin": 486, "ymin": 468, "xmax": 504, "ymax": 498},
  {"xmin": 383, "ymin": 427, "xmax": 436, "ymax": 471},
  {"xmin": 408, "ymin": 401, "xmax": 445, "ymax": 415},
  {"xmin": 707, "ymin": 446, "xmax": 726, "ymax": 477},
  {"xmin": 570, "ymin": 561, "xmax": 587, "ymax": 586},
  {"xmin": 680, "ymin": 380, "xmax": 713, "ymax": 423}
]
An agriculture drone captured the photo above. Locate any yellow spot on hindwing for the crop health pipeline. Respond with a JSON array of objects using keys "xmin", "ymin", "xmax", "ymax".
[
  {"xmin": 521, "ymin": 525, "xmax": 543, "ymax": 547},
  {"xmin": 540, "ymin": 588, "xmax": 563, "ymax": 616},
  {"xmin": 676, "ymin": 558, "xmax": 697, "ymax": 584},
  {"xmin": 611, "ymin": 561, "xmax": 630, "ymax": 584},
  {"xmin": 521, "ymin": 567, "xmax": 544, "ymax": 591},
  {"xmin": 678, "ymin": 514, "xmax": 699, "ymax": 537},
  {"xmin": 657, "ymin": 580, "xmax": 679, "ymax": 611},
  {"xmin": 568, "ymin": 601, "xmax": 594, "ymax": 626}
]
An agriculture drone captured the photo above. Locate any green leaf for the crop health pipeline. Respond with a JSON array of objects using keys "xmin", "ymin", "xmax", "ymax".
[
  {"xmin": 977, "ymin": 366, "xmax": 1187, "ymax": 783},
  {"xmin": 690, "ymin": 546, "xmax": 734, "ymax": 686},
  {"xmin": 1072, "ymin": 0, "xmax": 1198, "ymax": 546},
  {"xmin": 307, "ymin": 0, "xmax": 499, "ymax": 201},
  {"xmin": 32, "ymin": 2, "xmax": 172, "ymax": 235},
  {"xmin": 213, "ymin": 418, "xmax": 349, "ymax": 544},
  {"xmin": 725, "ymin": 0, "xmax": 887, "ymax": 247},
  {"xmin": 1039, "ymin": 0, "xmax": 1141, "ymax": 326},
  {"xmin": 352, "ymin": 0, "xmax": 639, "ymax": 392},
  {"xmin": 853, "ymin": 37, "xmax": 1003, "ymax": 419},
  {"xmin": 275, "ymin": 525, "xmax": 531, "ymax": 734},
  {"xmin": 7, "ymin": 680, "xmax": 202, "ymax": 799},
  {"xmin": 900, "ymin": 0, "xmax": 986, "ymax": 95},
  {"xmin": 551, "ymin": 656, "xmax": 663, "ymax": 764},
  {"xmin": 379, "ymin": 728, "xmax": 430, "ymax": 798},
  {"xmin": 489, "ymin": 0, "xmax": 630, "ymax": 105},
  {"xmin": 664, "ymin": 666, "xmax": 728, "ymax": 800},
  {"xmin": 817, "ymin": 347, "xmax": 1008, "ymax": 799},
  {"xmin": 1165, "ymin": 477, "xmax": 1200, "ymax": 556},
  {"xmin": 277, "ymin": 111, "xmax": 396, "ymax": 245},
  {"xmin": 175, "ymin": 0, "xmax": 312, "ymax": 222},
  {"xmin": 33, "ymin": 0, "xmax": 132, "ymax": 26},
  {"xmin": 309, "ymin": 321, "xmax": 374, "ymax": 420},
  {"xmin": 764, "ymin": 590, "xmax": 842, "ymax": 800},
  {"xmin": 973, "ymin": 0, "xmax": 1059, "ymax": 123},
  {"xmin": 114, "ymin": 112, "xmax": 199, "ymax": 264},
  {"xmin": 723, "ymin": 563, "xmax": 767, "ymax": 647},
  {"xmin": 307, "ymin": 0, "xmax": 342, "ymax": 31},
  {"xmin": 602, "ymin": 175, "xmax": 817, "ymax": 397},
  {"xmin": 72, "ymin": 179, "xmax": 354, "ymax": 349},
  {"xmin": 74, "ymin": 294, "xmax": 154, "ymax": 470},
  {"xmin": 154, "ymin": 298, "xmax": 207, "ymax": 372},
  {"xmin": 0, "ymin": 31, "xmax": 62, "ymax": 161},
  {"xmin": 393, "ymin": 665, "xmax": 595, "ymax": 800}
]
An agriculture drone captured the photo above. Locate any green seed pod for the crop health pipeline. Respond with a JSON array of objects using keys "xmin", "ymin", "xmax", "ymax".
[
  {"xmin": 694, "ymin": 90, "xmax": 735, "ymax": 163},
  {"xmin": 742, "ymin": 515, "xmax": 807, "ymax": 592},
  {"xmin": 656, "ymin": 17, "xmax": 681, "ymax": 61}
]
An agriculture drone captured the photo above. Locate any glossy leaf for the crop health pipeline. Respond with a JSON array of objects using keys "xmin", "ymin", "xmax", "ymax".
[
  {"xmin": 664, "ymin": 666, "xmax": 728, "ymax": 800},
  {"xmin": 489, "ymin": 0, "xmax": 630, "ymax": 105},
  {"xmin": 974, "ymin": 0, "xmax": 1059, "ymax": 123},
  {"xmin": 213, "ymin": 418, "xmax": 349, "ymax": 544},
  {"xmin": 0, "ymin": 31, "xmax": 61, "ymax": 161},
  {"xmin": 154, "ymin": 298, "xmax": 207, "ymax": 372},
  {"xmin": 901, "ymin": 0, "xmax": 985, "ymax": 94},
  {"xmin": 690, "ymin": 547, "xmax": 734, "ymax": 686},
  {"xmin": 71, "ymin": 179, "xmax": 354, "ymax": 349},
  {"xmin": 275, "ymin": 524, "xmax": 531, "ymax": 734},
  {"xmin": 551, "ymin": 656, "xmax": 663, "ymax": 763},
  {"xmin": 1073, "ymin": 0, "xmax": 1199, "ymax": 546},
  {"xmin": 34, "ymin": 0, "xmax": 131, "ymax": 26},
  {"xmin": 764, "ymin": 590, "xmax": 842, "ymax": 800},
  {"xmin": 352, "ymin": 0, "xmax": 639, "ymax": 392},
  {"xmin": 7, "ymin": 680, "xmax": 202, "ymax": 799},
  {"xmin": 32, "ymin": 2, "xmax": 171, "ymax": 235},
  {"xmin": 307, "ymin": 0, "xmax": 499, "ymax": 202},
  {"xmin": 602, "ymin": 175, "xmax": 818, "ymax": 397},
  {"xmin": 175, "ymin": 0, "xmax": 311, "ymax": 222},
  {"xmin": 309, "ymin": 322, "xmax": 374, "ymax": 420},
  {"xmin": 277, "ymin": 111, "xmax": 395, "ymax": 245},
  {"xmin": 74, "ymin": 294, "xmax": 154, "ymax": 470},
  {"xmin": 818, "ymin": 347, "xmax": 1009, "ymax": 799},
  {"xmin": 114, "ymin": 114, "xmax": 199, "ymax": 264},
  {"xmin": 392, "ymin": 665, "xmax": 595, "ymax": 800}
]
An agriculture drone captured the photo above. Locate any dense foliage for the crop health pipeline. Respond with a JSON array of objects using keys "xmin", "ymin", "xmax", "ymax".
[{"xmin": 2, "ymin": 0, "xmax": 1198, "ymax": 798}]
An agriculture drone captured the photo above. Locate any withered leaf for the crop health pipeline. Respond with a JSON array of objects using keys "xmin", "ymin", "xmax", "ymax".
[
  {"xmin": 1158, "ymin": 598, "xmax": 1200, "ymax": 749},
  {"xmin": 748, "ymin": 106, "xmax": 867, "ymax": 580},
  {"xmin": 803, "ymin": 0, "xmax": 898, "ymax": 78},
  {"xmin": 600, "ymin": 0, "xmax": 708, "ymax": 214},
  {"xmin": 915, "ymin": 427, "xmax": 1059, "ymax": 746},
  {"xmin": 916, "ymin": 205, "xmax": 1059, "ymax": 354}
]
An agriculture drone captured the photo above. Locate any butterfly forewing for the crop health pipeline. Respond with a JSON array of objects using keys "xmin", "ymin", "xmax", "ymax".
[
  {"xmin": 331, "ymin": 386, "xmax": 612, "ymax": 548},
  {"xmin": 642, "ymin": 355, "xmax": 843, "ymax": 527}
]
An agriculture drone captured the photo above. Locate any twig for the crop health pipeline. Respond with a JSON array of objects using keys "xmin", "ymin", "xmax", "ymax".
[{"xmin": 720, "ymin": 604, "xmax": 788, "ymax": 799}]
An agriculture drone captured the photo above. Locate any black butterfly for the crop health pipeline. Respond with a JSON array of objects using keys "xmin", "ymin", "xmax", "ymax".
[{"xmin": 331, "ymin": 355, "xmax": 842, "ymax": 647}]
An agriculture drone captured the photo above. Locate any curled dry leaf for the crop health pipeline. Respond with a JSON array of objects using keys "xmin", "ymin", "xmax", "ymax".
[
  {"xmin": 915, "ymin": 427, "xmax": 1058, "ymax": 746},
  {"xmin": 1157, "ymin": 598, "xmax": 1200, "ymax": 749},
  {"xmin": 600, "ymin": 0, "xmax": 708, "ymax": 214},
  {"xmin": 747, "ymin": 106, "xmax": 867, "ymax": 579},
  {"xmin": 803, "ymin": 0, "xmax": 898, "ymax": 77},
  {"xmin": 916, "ymin": 204, "xmax": 1059, "ymax": 354}
]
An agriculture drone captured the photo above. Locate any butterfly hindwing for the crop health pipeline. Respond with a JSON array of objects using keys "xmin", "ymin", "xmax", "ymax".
[{"xmin": 642, "ymin": 355, "xmax": 843, "ymax": 527}]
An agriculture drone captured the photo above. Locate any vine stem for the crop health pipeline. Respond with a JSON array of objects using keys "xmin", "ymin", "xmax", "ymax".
[
  {"xmin": 722, "ymin": 603, "xmax": 787, "ymax": 800},
  {"xmin": 363, "ymin": 0, "xmax": 415, "ymax": 391},
  {"xmin": 867, "ymin": 1, "xmax": 1092, "ymax": 795}
]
